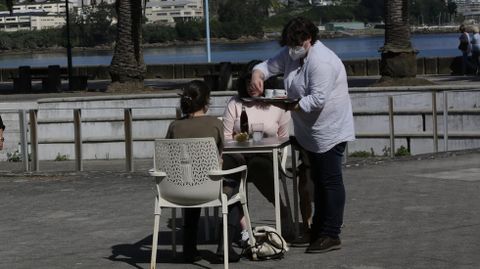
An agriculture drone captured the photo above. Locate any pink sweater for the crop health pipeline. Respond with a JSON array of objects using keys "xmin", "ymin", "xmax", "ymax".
[{"xmin": 223, "ymin": 96, "xmax": 291, "ymax": 139}]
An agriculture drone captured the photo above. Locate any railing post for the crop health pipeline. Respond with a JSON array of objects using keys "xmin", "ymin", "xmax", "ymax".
[
  {"xmin": 432, "ymin": 91, "xmax": 438, "ymax": 153},
  {"xmin": 388, "ymin": 96, "xmax": 395, "ymax": 158},
  {"xmin": 124, "ymin": 108, "xmax": 134, "ymax": 172},
  {"xmin": 29, "ymin": 110, "xmax": 39, "ymax": 172},
  {"xmin": 74, "ymin": 109, "xmax": 83, "ymax": 171},
  {"xmin": 443, "ymin": 91, "xmax": 449, "ymax": 152},
  {"xmin": 18, "ymin": 110, "xmax": 29, "ymax": 172}
]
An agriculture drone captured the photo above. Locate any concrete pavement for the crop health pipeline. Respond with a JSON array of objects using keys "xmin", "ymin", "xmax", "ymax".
[{"xmin": 1, "ymin": 149, "xmax": 479, "ymax": 269}]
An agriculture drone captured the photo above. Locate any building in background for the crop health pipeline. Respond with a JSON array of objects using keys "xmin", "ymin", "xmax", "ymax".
[
  {"xmin": 1, "ymin": 0, "xmax": 205, "ymax": 31},
  {"xmin": 144, "ymin": 0, "xmax": 203, "ymax": 24}
]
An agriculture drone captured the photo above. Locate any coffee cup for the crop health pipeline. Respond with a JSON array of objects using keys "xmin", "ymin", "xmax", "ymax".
[
  {"xmin": 264, "ymin": 89, "xmax": 274, "ymax": 98},
  {"xmin": 274, "ymin": 89, "xmax": 287, "ymax": 97}
]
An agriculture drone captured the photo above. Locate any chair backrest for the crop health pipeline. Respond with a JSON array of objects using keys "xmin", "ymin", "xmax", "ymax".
[{"xmin": 154, "ymin": 138, "xmax": 221, "ymax": 206}]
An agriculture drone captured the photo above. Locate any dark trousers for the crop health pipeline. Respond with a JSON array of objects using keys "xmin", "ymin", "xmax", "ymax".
[
  {"xmin": 473, "ymin": 51, "xmax": 480, "ymax": 74},
  {"xmin": 307, "ymin": 142, "xmax": 346, "ymax": 239},
  {"xmin": 183, "ymin": 179, "xmax": 241, "ymax": 254}
]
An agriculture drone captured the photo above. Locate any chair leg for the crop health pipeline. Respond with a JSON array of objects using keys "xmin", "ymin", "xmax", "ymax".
[
  {"xmin": 222, "ymin": 210, "xmax": 229, "ymax": 269},
  {"xmin": 221, "ymin": 194, "xmax": 229, "ymax": 269},
  {"xmin": 240, "ymin": 201, "xmax": 256, "ymax": 247},
  {"xmin": 151, "ymin": 199, "xmax": 161, "ymax": 269},
  {"xmin": 204, "ymin": 207, "xmax": 210, "ymax": 241},
  {"xmin": 171, "ymin": 208, "xmax": 176, "ymax": 257},
  {"xmin": 213, "ymin": 207, "xmax": 220, "ymax": 240}
]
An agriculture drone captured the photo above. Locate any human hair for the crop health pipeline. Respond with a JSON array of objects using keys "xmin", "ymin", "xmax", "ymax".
[
  {"xmin": 474, "ymin": 26, "xmax": 479, "ymax": 33},
  {"xmin": 236, "ymin": 60, "xmax": 281, "ymax": 98},
  {"xmin": 236, "ymin": 60, "xmax": 263, "ymax": 98},
  {"xmin": 179, "ymin": 80, "xmax": 211, "ymax": 115},
  {"xmin": 0, "ymin": 115, "xmax": 4, "ymax": 130},
  {"xmin": 459, "ymin": 24, "xmax": 466, "ymax": 33},
  {"xmin": 280, "ymin": 17, "xmax": 319, "ymax": 47}
]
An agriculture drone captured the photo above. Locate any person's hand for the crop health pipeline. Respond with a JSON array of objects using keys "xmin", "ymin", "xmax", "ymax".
[{"xmin": 249, "ymin": 70, "xmax": 265, "ymax": 97}]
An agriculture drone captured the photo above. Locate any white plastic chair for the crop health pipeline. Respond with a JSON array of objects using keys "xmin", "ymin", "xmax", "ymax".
[{"xmin": 149, "ymin": 137, "xmax": 255, "ymax": 269}]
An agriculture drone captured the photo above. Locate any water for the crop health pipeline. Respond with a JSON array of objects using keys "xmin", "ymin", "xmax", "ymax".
[
  {"xmin": 0, "ymin": 33, "xmax": 461, "ymax": 68},
  {"xmin": 253, "ymin": 131, "xmax": 263, "ymax": 142}
]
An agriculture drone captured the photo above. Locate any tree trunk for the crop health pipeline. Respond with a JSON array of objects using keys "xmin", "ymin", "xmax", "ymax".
[
  {"xmin": 380, "ymin": 0, "xmax": 417, "ymax": 79},
  {"xmin": 109, "ymin": 0, "xmax": 146, "ymax": 85}
]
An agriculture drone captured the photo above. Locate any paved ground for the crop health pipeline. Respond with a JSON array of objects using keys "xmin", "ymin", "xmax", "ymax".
[
  {"xmin": 1, "ymin": 149, "xmax": 479, "ymax": 269},
  {"xmin": 1, "ymin": 74, "xmax": 480, "ymax": 268}
]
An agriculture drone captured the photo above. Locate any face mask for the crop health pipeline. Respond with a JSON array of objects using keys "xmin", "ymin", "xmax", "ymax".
[{"xmin": 289, "ymin": 46, "xmax": 307, "ymax": 61}]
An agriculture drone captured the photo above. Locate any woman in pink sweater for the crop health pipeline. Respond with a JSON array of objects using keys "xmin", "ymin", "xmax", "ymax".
[{"xmin": 222, "ymin": 60, "xmax": 292, "ymax": 242}]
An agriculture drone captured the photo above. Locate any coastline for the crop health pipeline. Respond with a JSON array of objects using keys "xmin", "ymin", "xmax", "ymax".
[{"xmin": 0, "ymin": 28, "xmax": 458, "ymax": 57}]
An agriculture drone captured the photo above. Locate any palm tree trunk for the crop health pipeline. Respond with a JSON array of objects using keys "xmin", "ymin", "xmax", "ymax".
[
  {"xmin": 380, "ymin": 0, "xmax": 417, "ymax": 78},
  {"xmin": 110, "ymin": 0, "xmax": 146, "ymax": 84}
]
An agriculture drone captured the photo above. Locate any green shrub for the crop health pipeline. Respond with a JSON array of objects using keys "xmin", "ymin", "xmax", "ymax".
[
  {"xmin": 395, "ymin": 146, "xmax": 411, "ymax": 156},
  {"xmin": 349, "ymin": 150, "xmax": 372, "ymax": 158},
  {"xmin": 143, "ymin": 24, "xmax": 177, "ymax": 43},
  {"xmin": 7, "ymin": 150, "xmax": 22, "ymax": 162},
  {"xmin": 54, "ymin": 153, "xmax": 69, "ymax": 161}
]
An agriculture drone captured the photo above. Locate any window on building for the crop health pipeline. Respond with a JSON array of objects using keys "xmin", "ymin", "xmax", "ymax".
[
  {"xmin": 184, "ymin": 12, "xmax": 191, "ymax": 15},
  {"xmin": 170, "ymin": 12, "xmax": 180, "ymax": 15},
  {"xmin": 157, "ymin": 12, "xmax": 167, "ymax": 16}
]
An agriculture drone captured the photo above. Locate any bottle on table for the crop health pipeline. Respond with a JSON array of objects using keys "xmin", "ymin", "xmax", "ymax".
[{"xmin": 240, "ymin": 106, "xmax": 249, "ymax": 134}]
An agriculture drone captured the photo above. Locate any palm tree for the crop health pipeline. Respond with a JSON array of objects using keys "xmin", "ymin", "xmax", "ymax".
[
  {"xmin": 109, "ymin": 0, "xmax": 146, "ymax": 90},
  {"xmin": 379, "ymin": 0, "xmax": 417, "ymax": 81},
  {"xmin": 5, "ymin": 0, "xmax": 13, "ymax": 13}
]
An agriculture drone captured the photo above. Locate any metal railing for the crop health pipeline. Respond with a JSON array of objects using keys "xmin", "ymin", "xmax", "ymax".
[{"xmin": 1, "ymin": 87, "xmax": 479, "ymax": 172}]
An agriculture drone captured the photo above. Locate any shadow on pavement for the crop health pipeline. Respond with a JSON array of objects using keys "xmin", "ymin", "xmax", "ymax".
[{"xmin": 108, "ymin": 217, "xmax": 222, "ymax": 268}]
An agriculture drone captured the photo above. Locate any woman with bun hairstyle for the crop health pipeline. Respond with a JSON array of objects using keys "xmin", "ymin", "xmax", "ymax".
[{"xmin": 165, "ymin": 80, "xmax": 242, "ymax": 263}]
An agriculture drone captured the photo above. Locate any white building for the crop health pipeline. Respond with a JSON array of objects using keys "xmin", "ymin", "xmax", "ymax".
[
  {"xmin": 12, "ymin": 2, "xmax": 68, "ymax": 14},
  {"xmin": 0, "ymin": 1, "xmax": 75, "ymax": 32},
  {"xmin": 30, "ymin": 14, "xmax": 66, "ymax": 30},
  {"xmin": 145, "ymin": 0, "xmax": 204, "ymax": 24},
  {"xmin": 456, "ymin": 0, "xmax": 480, "ymax": 21},
  {"xmin": 312, "ymin": 0, "xmax": 335, "ymax": 6},
  {"xmin": 0, "ymin": 11, "xmax": 65, "ymax": 32}
]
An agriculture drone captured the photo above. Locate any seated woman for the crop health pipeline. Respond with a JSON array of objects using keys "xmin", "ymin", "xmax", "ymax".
[
  {"xmin": 222, "ymin": 60, "xmax": 293, "ymax": 240},
  {"xmin": 165, "ymin": 80, "xmax": 242, "ymax": 263}
]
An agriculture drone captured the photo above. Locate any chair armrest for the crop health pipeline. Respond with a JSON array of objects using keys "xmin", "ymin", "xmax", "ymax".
[
  {"xmin": 208, "ymin": 165, "xmax": 247, "ymax": 181},
  {"xmin": 149, "ymin": 169, "xmax": 166, "ymax": 178}
]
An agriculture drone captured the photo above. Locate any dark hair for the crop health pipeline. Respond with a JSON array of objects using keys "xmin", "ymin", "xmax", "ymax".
[
  {"xmin": 280, "ymin": 17, "xmax": 319, "ymax": 47},
  {"xmin": 236, "ymin": 60, "xmax": 281, "ymax": 98},
  {"xmin": 236, "ymin": 60, "xmax": 263, "ymax": 98},
  {"xmin": 0, "ymin": 115, "xmax": 4, "ymax": 130},
  {"xmin": 180, "ymin": 80, "xmax": 211, "ymax": 115},
  {"xmin": 459, "ymin": 24, "xmax": 466, "ymax": 33}
]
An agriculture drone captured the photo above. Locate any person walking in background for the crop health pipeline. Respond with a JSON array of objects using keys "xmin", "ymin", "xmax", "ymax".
[
  {"xmin": 459, "ymin": 24, "xmax": 472, "ymax": 75},
  {"xmin": 471, "ymin": 26, "xmax": 480, "ymax": 75},
  {"xmin": 250, "ymin": 17, "xmax": 355, "ymax": 254},
  {"xmin": 0, "ymin": 115, "xmax": 4, "ymax": 150}
]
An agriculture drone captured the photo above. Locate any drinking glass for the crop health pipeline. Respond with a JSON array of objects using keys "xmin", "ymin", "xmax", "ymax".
[{"xmin": 251, "ymin": 123, "xmax": 264, "ymax": 142}]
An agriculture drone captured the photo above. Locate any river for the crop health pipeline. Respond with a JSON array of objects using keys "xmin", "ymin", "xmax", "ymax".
[{"xmin": 0, "ymin": 33, "xmax": 461, "ymax": 68}]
